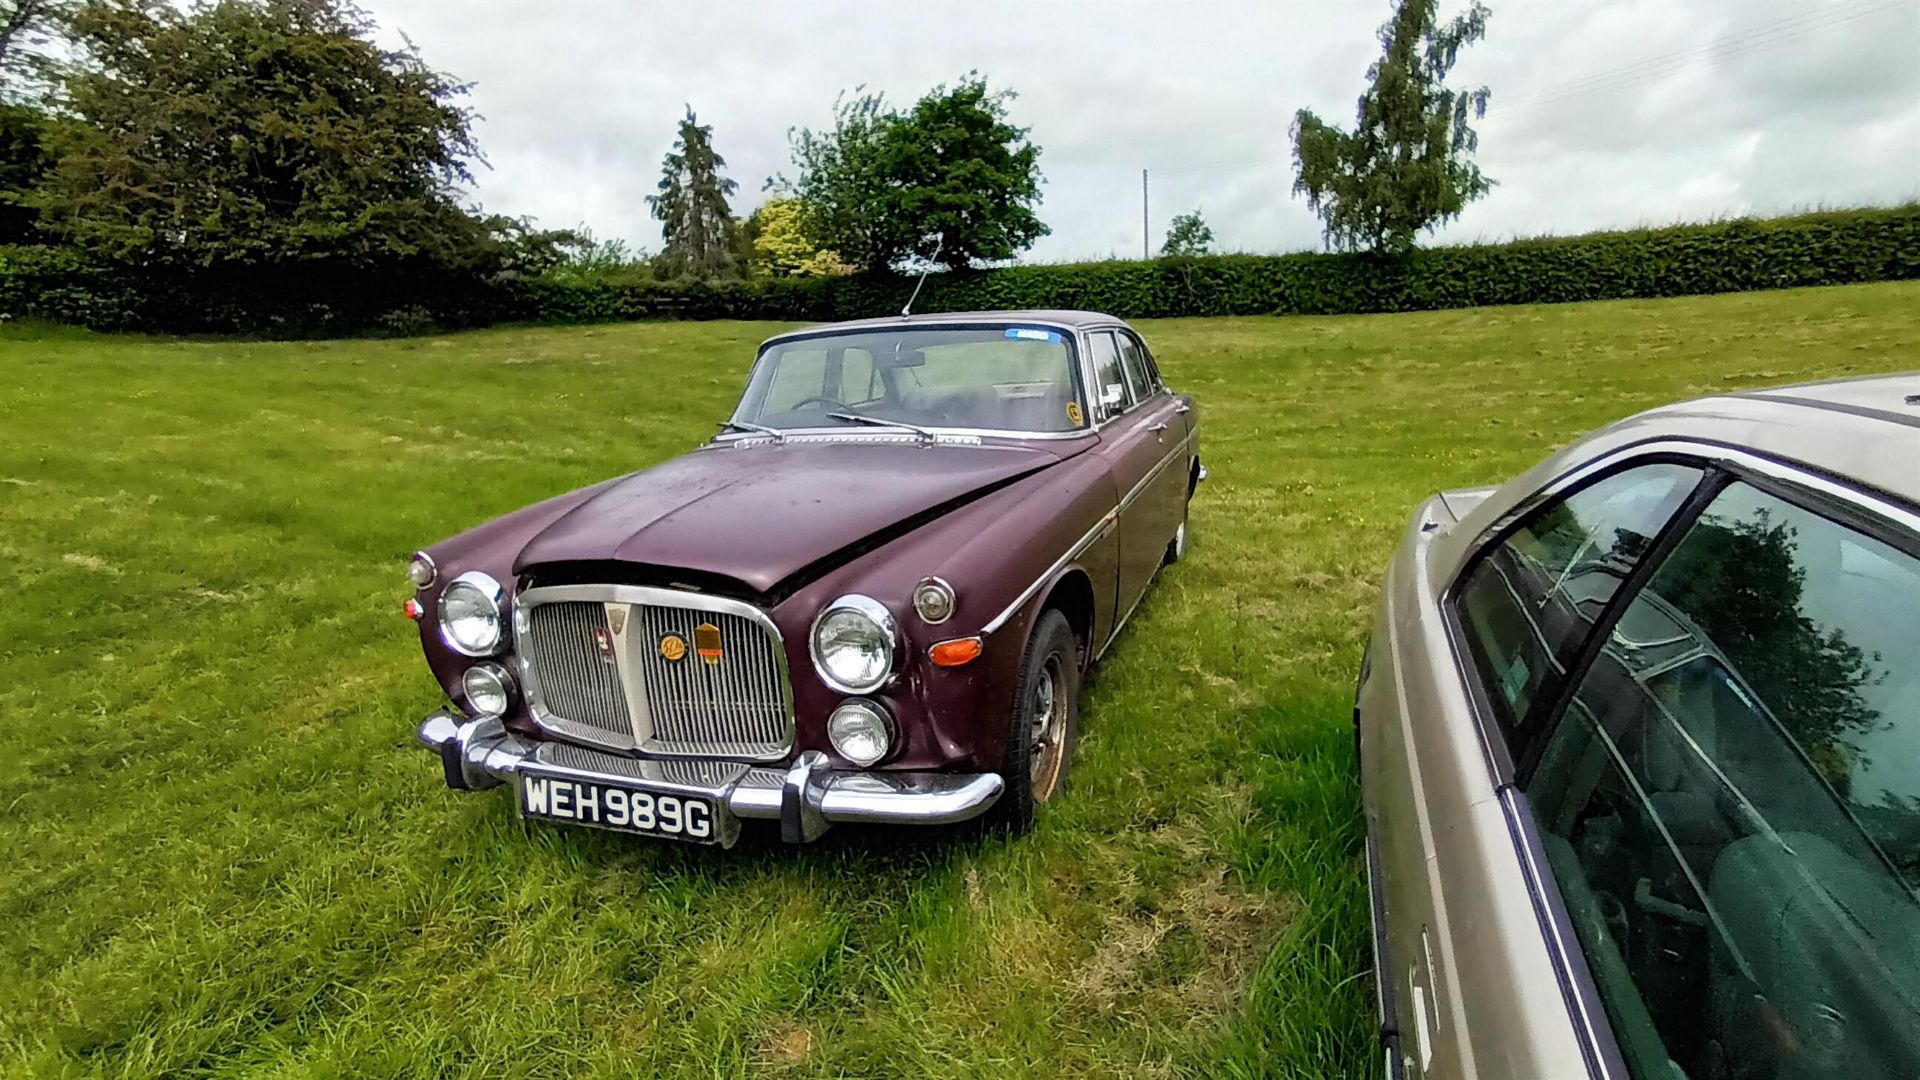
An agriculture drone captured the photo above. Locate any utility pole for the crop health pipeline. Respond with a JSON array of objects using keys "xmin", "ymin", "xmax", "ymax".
[{"xmin": 1141, "ymin": 169, "xmax": 1149, "ymax": 260}]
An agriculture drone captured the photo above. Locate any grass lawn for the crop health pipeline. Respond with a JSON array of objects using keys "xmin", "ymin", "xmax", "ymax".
[{"xmin": 1, "ymin": 281, "xmax": 1915, "ymax": 1078}]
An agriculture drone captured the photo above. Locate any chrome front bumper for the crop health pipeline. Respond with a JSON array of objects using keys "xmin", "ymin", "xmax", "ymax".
[{"xmin": 417, "ymin": 710, "xmax": 1005, "ymax": 844}]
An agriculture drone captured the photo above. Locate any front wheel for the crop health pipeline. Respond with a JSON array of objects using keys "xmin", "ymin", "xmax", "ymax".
[{"xmin": 989, "ymin": 609, "xmax": 1081, "ymax": 834}]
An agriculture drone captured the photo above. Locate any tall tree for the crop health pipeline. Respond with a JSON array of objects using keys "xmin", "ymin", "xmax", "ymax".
[
  {"xmin": 1291, "ymin": 0, "xmax": 1492, "ymax": 253},
  {"xmin": 783, "ymin": 74, "xmax": 1047, "ymax": 271},
  {"xmin": 647, "ymin": 106, "xmax": 738, "ymax": 279},
  {"xmin": 36, "ymin": 0, "xmax": 491, "ymax": 272},
  {"xmin": 1160, "ymin": 209, "xmax": 1214, "ymax": 257},
  {"xmin": 781, "ymin": 89, "xmax": 892, "ymax": 271},
  {"xmin": 0, "ymin": 0, "xmax": 70, "ymax": 104}
]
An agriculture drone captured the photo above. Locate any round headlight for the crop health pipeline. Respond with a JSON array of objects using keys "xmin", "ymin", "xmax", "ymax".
[
  {"xmin": 809, "ymin": 594, "xmax": 897, "ymax": 694},
  {"xmin": 461, "ymin": 661, "xmax": 515, "ymax": 716},
  {"xmin": 407, "ymin": 551, "xmax": 437, "ymax": 589},
  {"xmin": 828, "ymin": 699, "xmax": 895, "ymax": 766},
  {"xmin": 912, "ymin": 577, "xmax": 955, "ymax": 624},
  {"xmin": 438, "ymin": 571, "xmax": 506, "ymax": 657}
]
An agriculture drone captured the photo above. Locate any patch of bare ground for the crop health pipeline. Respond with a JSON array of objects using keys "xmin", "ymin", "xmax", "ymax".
[
  {"xmin": 757, "ymin": 1022, "xmax": 815, "ymax": 1068},
  {"xmin": 1072, "ymin": 866, "xmax": 1301, "ymax": 1020}
]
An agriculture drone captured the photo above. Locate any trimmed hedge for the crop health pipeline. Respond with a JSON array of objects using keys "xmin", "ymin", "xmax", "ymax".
[{"xmin": 4, "ymin": 206, "xmax": 1917, "ymax": 336}]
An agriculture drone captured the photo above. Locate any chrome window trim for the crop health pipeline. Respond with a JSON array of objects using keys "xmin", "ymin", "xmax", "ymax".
[
  {"xmin": 980, "ymin": 430, "xmax": 1194, "ymax": 638},
  {"xmin": 439, "ymin": 570, "xmax": 507, "ymax": 657},
  {"xmin": 1082, "ymin": 324, "xmax": 1172, "ymax": 431},
  {"xmin": 808, "ymin": 593, "xmax": 900, "ymax": 695},
  {"xmin": 1462, "ymin": 438, "xmax": 1920, "ymax": 569},
  {"xmin": 714, "ymin": 426, "xmax": 1085, "ymax": 444},
  {"xmin": 1454, "ymin": 438, "xmax": 1920, "ymax": 1078},
  {"xmin": 736, "ymin": 320, "xmax": 1096, "ymax": 439},
  {"xmin": 513, "ymin": 583, "xmax": 796, "ymax": 762},
  {"xmin": 1500, "ymin": 788, "xmax": 1629, "ymax": 1080}
]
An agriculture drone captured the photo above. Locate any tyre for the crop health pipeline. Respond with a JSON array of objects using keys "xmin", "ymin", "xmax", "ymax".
[
  {"xmin": 1164, "ymin": 501, "xmax": 1190, "ymax": 565},
  {"xmin": 989, "ymin": 608, "xmax": 1081, "ymax": 835}
]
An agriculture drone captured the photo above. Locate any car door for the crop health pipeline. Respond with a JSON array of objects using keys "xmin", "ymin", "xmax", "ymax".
[
  {"xmin": 1088, "ymin": 329, "xmax": 1177, "ymax": 634},
  {"xmin": 1519, "ymin": 475, "xmax": 1920, "ymax": 1080},
  {"xmin": 1116, "ymin": 328, "xmax": 1190, "ymax": 547},
  {"xmin": 1365, "ymin": 461, "xmax": 1706, "ymax": 1078}
]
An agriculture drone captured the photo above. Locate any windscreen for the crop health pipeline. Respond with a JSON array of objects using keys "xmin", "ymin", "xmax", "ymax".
[{"xmin": 733, "ymin": 326, "xmax": 1086, "ymax": 434}]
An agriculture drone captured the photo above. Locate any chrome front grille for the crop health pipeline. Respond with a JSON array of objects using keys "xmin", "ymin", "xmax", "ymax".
[
  {"xmin": 524, "ymin": 602, "xmax": 631, "ymax": 740},
  {"xmin": 516, "ymin": 585, "xmax": 794, "ymax": 761},
  {"xmin": 629, "ymin": 605, "xmax": 789, "ymax": 758}
]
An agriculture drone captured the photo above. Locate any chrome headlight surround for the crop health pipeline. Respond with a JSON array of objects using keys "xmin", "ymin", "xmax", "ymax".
[
  {"xmin": 827, "ymin": 698, "xmax": 896, "ymax": 766},
  {"xmin": 809, "ymin": 593, "xmax": 897, "ymax": 694},
  {"xmin": 461, "ymin": 661, "xmax": 517, "ymax": 716},
  {"xmin": 438, "ymin": 570, "xmax": 507, "ymax": 657}
]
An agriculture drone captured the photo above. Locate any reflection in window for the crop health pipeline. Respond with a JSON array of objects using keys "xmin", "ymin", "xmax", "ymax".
[
  {"xmin": 1527, "ymin": 481, "xmax": 1920, "ymax": 1079},
  {"xmin": 1456, "ymin": 463, "xmax": 1702, "ymax": 745},
  {"xmin": 1088, "ymin": 332, "xmax": 1129, "ymax": 418}
]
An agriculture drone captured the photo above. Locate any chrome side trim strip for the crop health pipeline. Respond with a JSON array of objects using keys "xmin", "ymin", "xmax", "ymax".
[
  {"xmin": 1119, "ymin": 432, "xmax": 1194, "ymax": 512},
  {"xmin": 979, "ymin": 432, "xmax": 1193, "ymax": 638},
  {"xmin": 980, "ymin": 508, "xmax": 1117, "ymax": 636}
]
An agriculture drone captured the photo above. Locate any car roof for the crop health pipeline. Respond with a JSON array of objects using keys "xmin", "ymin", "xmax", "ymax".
[
  {"xmin": 766, "ymin": 309, "xmax": 1127, "ymax": 344},
  {"xmin": 1430, "ymin": 371, "xmax": 1920, "ymax": 577}
]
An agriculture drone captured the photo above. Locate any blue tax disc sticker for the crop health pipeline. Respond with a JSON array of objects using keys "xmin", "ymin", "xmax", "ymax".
[{"xmin": 1006, "ymin": 328, "xmax": 1061, "ymax": 342}]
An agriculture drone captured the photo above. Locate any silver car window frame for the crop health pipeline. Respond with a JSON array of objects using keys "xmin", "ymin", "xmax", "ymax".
[{"xmin": 1436, "ymin": 436, "xmax": 1920, "ymax": 1080}]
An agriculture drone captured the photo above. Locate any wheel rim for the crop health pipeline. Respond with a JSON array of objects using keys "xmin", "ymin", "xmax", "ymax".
[
  {"xmin": 1028, "ymin": 653, "xmax": 1066, "ymax": 801},
  {"xmin": 1173, "ymin": 519, "xmax": 1188, "ymax": 557}
]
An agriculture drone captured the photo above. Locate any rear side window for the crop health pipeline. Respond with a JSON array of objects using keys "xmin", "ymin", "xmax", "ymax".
[
  {"xmin": 1525, "ymin": 480, "xmax": 1920, "ymax": 1078},
  {"xmin": 1454, "ymin": 463, "xmax": 1702, "ymax": 748},
  {"xmin": 1087, "ymin": 332, "xmax": 1130, "ymax": 419},
  {"xmin": 1115, "ymin": 332, "xmax": 1155, "ymax": 400}
]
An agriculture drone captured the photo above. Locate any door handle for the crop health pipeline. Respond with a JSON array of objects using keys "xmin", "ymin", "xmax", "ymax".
[
  {"xmin": 1175, "ymin": 402, "xmax": 1191, "ymax": 415},
  {"xmin": 1148, "ymin": 422, "xmax": 1168, "ymax": 433}
]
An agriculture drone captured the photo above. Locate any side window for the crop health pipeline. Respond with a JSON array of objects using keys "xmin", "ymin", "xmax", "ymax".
[
  {"xmin": 1087, "ymin": 332, "xmax": 1131, "ymax": 420},
  {"xmin": 1526, "ymin": 481, "xmax": 1920, "ymax": 1079},
  {"xmin": 1115, "ymin": 332, "xmax": 1154, "ymax": 401},
  {"xmin": 1455, "ymin": 463, "xmax": 1702, "ymax": 749}
]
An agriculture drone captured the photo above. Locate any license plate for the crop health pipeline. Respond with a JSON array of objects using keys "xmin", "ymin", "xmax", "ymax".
[{"xmin": 518, "ymin": 772, "xmax": 728, "ymax": 845}]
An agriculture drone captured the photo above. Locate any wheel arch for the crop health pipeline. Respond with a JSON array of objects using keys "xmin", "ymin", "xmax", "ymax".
[{"xmin": 1038, "ymin": 566, "xmax": 1097, "ymax": 669}]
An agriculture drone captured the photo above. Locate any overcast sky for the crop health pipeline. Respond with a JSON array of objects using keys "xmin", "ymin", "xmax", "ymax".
[{"xmin": 364, "ymin": 0, "xmax": 1920, "ymax": 263}]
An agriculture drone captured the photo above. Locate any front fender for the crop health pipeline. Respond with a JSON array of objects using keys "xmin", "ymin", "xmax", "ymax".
[{"xmin": 771, "ymin": 450, "xmax": 1120, "ymax": 772}]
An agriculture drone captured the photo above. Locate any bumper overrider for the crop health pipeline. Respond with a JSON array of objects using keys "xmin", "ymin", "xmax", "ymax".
[{"xmin": 418, "ymin": 710, "xmax": 1006, "ymax": 847}]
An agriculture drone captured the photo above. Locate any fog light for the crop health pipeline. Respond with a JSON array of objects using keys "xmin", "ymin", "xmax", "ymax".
[
  {"xmin": 461, "ymin": 662, "xmax": 515, "ymax": 716},
  {"xmin": 827, "ymin": 699, "xmax": 894, "ymax": 766}
]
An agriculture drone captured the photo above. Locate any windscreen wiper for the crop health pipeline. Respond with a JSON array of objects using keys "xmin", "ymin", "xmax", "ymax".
[
  {"xmin": 826, "ymin": 411, "xmax": 936, "ymax": 443},
  {"xmin": 720, "ymin": 419, "xmax": 785, "ymax": 442}
]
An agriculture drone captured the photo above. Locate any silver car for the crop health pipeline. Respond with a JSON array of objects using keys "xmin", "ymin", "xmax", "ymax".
[{"xmin": 1358, "ymin": 373, "xmax": 1920, "ymax": 1079}]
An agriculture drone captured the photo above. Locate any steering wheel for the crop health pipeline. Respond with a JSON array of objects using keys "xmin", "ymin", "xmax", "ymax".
[{"xmin": 790, "ymin": 396, "xmax": 849, "ymax": 412}]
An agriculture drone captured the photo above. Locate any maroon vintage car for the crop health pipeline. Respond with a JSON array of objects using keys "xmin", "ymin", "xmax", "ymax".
[{"xmin": 407, "ymin": 310, "xmax": 1203, "ymax": 846}]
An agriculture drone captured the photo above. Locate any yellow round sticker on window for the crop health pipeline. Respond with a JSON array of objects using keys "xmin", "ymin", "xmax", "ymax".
[
  {"xmin": 659, "ymin": 634, "xmax": 687, "ymax": 662},
  {"xmin": 1066, "ymin": 402, "xmax": 1084, "ymax": 426}
]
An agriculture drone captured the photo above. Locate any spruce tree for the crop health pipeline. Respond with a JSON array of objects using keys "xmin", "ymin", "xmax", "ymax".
[{"xmin": 648, "ymin": 106, "xmax": 738, "ymax": 278}]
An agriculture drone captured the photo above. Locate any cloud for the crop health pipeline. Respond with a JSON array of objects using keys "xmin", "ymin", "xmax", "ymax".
[{"xmin": 363, "ymin": 0, "xmax": 1920, "ymax": 261}]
